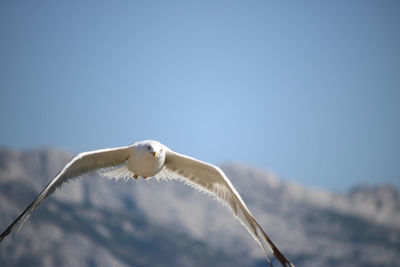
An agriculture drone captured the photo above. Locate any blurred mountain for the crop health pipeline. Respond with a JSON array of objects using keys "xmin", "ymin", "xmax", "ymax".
[{"xmin": 0, "ymin": 148, "xmax": 399, "ymax": 267}]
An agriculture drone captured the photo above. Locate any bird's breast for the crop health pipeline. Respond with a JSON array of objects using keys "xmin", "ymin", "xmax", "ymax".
[{"xmin": 127, "ymin": 151, "xmax": 164, "ymax": 177}]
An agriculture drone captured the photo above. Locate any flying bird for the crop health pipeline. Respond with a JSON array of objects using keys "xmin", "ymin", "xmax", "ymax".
[{"xmin": 0, "ymin": 140, "xmax": 293, "ymax": 267}]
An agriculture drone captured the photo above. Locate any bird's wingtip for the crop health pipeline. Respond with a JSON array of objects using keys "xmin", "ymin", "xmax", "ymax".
[{"xmin": 0, "ymin": 200, "xmax": 35, "ymax": 243}]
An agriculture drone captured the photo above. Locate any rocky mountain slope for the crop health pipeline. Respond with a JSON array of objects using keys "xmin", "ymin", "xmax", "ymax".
[{"xmin": 0, "ymin": 148, "xmax": 399, "ymax": 267}]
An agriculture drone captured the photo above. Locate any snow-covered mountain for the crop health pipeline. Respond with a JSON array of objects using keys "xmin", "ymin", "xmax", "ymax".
[{"xmin": 0, "ymin": 148, "xmax": 399, "ymax": 267}]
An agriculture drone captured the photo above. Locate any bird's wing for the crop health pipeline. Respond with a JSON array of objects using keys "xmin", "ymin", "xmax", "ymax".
[
  {"xmin": 0, "ymin": 145, "xmax": 134, "ymax": 242},
  {"xmin": 162, "ymin": 150, "xmax": 293, "ymax": 267}
]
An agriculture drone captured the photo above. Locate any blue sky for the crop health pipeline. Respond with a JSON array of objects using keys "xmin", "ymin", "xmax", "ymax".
[{"xmin": 0, "ymin": 1, "xmax": 399, "ymax": 191}]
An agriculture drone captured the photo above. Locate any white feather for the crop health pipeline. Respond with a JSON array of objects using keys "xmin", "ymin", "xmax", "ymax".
[
  {"xmin": 98, "ymin": 164, "xmax": 132, "ymax": 181},
  {"xmin": 163, "ymin": 149, "xmax": 294, "ymax": 267}
]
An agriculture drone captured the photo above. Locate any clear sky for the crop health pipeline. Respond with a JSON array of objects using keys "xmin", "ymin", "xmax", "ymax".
[{"xmin": 0, "ymin": 1, "xmax": 399, "ymax": 191}]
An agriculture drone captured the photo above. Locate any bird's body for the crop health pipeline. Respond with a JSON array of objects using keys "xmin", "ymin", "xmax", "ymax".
[
  {"xmin": 127, "ymin": 140, "xmax": 165, "ymax": 178},
  {"xmin": 0, "ymin": 140, "xmax": 293, "ymax": 267}
]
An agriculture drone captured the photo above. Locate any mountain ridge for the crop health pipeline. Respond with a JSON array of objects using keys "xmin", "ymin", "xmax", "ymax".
[{"xmin": 0, "ymin": 148, "xmax": 399, "ymax": 266}]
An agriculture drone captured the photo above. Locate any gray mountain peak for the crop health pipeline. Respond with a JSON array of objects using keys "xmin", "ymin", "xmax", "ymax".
[{"xmin": 0, "ymin": 148, "xmax": 399, "ymax": 267}]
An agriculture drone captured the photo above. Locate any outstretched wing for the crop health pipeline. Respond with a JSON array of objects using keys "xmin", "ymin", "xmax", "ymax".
[
  {"xmin": 0, "ymin": 145, "xmax": 134, "ymax": 242},
  {"xmin": 162, "ymin": 149, "xmax": 293, "ymax": 267}
]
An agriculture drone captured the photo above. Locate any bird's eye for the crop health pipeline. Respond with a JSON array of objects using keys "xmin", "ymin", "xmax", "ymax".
[
  {"xmin": 146, "ymin": 145, "xmax": 151, "ymax": 150},
  {"xmin": 160, "ymin": 149, "xmax": 163, "ymax": 153}
]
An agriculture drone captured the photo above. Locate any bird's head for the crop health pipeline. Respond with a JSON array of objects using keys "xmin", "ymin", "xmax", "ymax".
[{"xmin": 141, "ymin": 140, "xmax": 167, "ymax": 160}]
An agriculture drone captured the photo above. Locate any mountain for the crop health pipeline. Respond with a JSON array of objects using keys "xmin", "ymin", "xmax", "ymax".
[{"xmin": 0, "ymin": 148, "xmax": 399, "ymax": 267}]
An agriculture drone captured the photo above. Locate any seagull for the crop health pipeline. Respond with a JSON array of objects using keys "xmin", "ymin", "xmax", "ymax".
[{"xmin": 0, "ymin": 140, "xmax": 293, "ymax": 267}]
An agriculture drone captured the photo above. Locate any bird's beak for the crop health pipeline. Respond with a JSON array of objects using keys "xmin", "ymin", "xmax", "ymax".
[{"xmin": 151, "ymin": 151, "xmax": 157, "ymax": 157}]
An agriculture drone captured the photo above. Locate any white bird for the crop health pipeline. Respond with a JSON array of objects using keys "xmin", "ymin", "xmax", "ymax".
[{"xmin": 0, "ymin": 140, "xmax": 293, "ymax": 267}]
